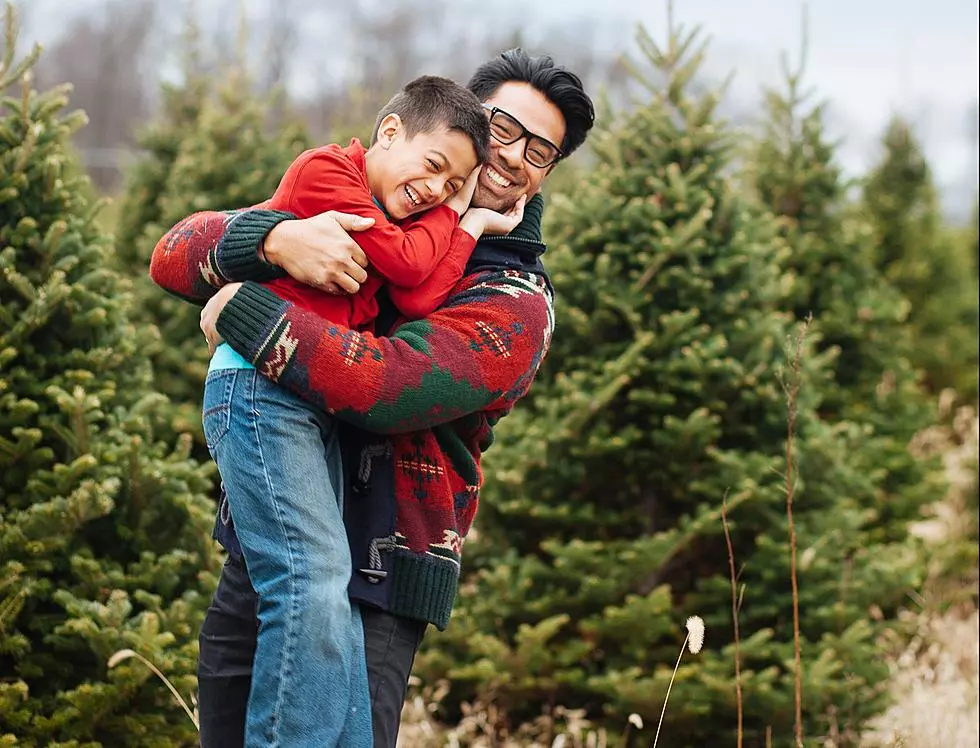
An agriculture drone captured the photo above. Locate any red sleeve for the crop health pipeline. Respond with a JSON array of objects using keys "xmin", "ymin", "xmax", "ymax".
[
  {"xmin": 218, "ymin": 273, "xmax": 554, "ymax": 433},
  {"xmin": 275, "ymin": 149, "xmax": 459, "ymax": 288},
  {"xmin": 387, "ymin": 226, "xmax": 476, "ymax": 319},
  {"xmin": 148, "ymin": 200, "xmax": 274, "ymax": 303}
]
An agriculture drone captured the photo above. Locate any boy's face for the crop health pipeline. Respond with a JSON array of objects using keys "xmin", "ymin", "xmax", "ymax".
[
  {"xmin": 472, "ymin": 82, "xmax": 567, "ymax": 212},
  {"xmin": 372, "ymin": 117, "xmax": 478, "ymax": 220}
]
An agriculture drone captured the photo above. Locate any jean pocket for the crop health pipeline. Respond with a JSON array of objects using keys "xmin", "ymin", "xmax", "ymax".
[{"xmin": 202, "ymin": 369, "xmax": 237, "ymax": 452}]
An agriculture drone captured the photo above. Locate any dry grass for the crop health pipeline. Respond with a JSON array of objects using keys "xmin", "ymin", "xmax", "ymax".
[
  {"xmin": 862, "ymin": 397, "xmax": 979, "ymax": 748},
  {"xmin": 397, "ymin": 691, "xmax": 607, "ymax": 748},
  {"xmin": 908, "ymin": 394, "xmax": 978, "ymax": 551},
  {"xmin": 862, "ymin": 608, "xmax": 979, "ymax": 748}
]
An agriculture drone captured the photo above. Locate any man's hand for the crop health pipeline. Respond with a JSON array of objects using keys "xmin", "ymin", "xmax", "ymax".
[
  {"xmin": 262, "ymin": 211, "xmax": 373, "ymax": 295},
  {"xmin": 445, "ymin": 166, "xmax": 481, "ymax": 217},
  {"xmin": 200, "ymin": 282, "xmax": 242, "ymax": 355},
  {"xmin": 459, "ymin": 194, "xmax": 528, "ymax": 240}
]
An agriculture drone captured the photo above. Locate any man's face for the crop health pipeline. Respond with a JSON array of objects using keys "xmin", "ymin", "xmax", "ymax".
[{"xmin": 473, "ymin": 82, "xmax": 567, "ymax": 212}]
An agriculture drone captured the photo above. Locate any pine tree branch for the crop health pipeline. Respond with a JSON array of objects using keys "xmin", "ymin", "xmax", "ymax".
[{"xmin": 0, "ymin": 2, "xmax": 40, "ymax": 90}]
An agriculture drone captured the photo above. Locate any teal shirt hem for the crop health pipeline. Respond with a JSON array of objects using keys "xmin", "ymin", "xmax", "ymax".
[{"xmin": 208, "ymin": 342, "xmax": 254, "ymax": 373}]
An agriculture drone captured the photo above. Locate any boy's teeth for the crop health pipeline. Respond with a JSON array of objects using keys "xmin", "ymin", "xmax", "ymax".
[{"xmin": 405, "ymin": 185, "xmax": 420, "ymax": 206}]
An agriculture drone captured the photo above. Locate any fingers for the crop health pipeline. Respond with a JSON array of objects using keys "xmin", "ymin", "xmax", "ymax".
[
  {"xmin": 200, "ymin": 311, "xmax": 218, "ymax": 354},
  {"xmin": 350, "ymin": 245, "xmax": 369, "ymax": 269},
  {"xmin": 510, "ymin": 193, "xmax": 527, "ymax": 217},
  {"xmin": 461, "ymin": 165, "xmax": 481, "ymax": 200},
  {"xmin": 333, "ymin": 272, "xmax": 362, "ymax": 295},
  {"xmin": 326, "ymin": 210, "xmax": 375, "ymax": 232},
  {"xmin": 446, "ymin": 167, "xmax": 481, "ymax": 216},
  {"xmin": 316, "ymin": 262, "xmax": 366, "ymax": 294},
  {"xmin": 345, "ymin": 257, "xmax": 369, "ymax": 283}
]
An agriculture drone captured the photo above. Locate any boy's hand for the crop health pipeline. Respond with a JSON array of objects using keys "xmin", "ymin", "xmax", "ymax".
[
  {"xmin": 444, "ymin": 166, "xmax": 481, "ymax": 217},
  {"xmin": 459, "ymin": 194, "xmax": 527, "ymax": 240},
  {"xmin": 263, "ymin": 211, "xmax": 373, "ymax": 295}
]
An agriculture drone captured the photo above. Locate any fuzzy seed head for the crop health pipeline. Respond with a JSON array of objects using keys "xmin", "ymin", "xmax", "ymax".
[
  {"xmin": 108, "ymin": 648, "xmax": 137, "ymax": 668},
  {"xmin": 685, "ymin": 616, "xmax": 705, "ymax": 654}
]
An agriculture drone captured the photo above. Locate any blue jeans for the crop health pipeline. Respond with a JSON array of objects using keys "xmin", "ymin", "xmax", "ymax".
[
  {"xmin": 203, "ymin": 369, "xmax": 372, "ymax": 747},
  {"xmin": 197, "ymin": 552, "xmax": 427, "ymax": 748}
]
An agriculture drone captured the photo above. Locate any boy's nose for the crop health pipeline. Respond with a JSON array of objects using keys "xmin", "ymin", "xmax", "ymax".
[
  {"xmin": 422, "ymin": 179, "xmax": 439, "ymax": 202},
  {"xmin": 424, "ymin": 178, "xmax": 445, "ymax": 202}
]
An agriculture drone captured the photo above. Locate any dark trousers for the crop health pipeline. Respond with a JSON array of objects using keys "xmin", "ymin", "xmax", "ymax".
[{"xmin": 197, "ymin": 554, "xmax": 427, "ymax": 748}]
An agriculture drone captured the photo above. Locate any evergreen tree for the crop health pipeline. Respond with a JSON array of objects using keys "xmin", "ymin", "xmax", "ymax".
[
  {"xmin": 749, "ymin": 54, "xmax": 937, "ymax": 548},
  {"xmin": 114, "ymin": 57, "xmax": 308, "ymax": 435},
  {"xmin": 112, "ymin": 75, "xmax": 208, "ymax": 271},
  {"xmin": 750, "ymin": 55, "xmax": 927, "ymax": 428},
  {"xmin": 418, "ymin": 22, "xmax": 930, "ymax": 746},
  {"xmin": 863, "ymin": 117, "xmax": 979, "ymax": 399},
  {"xmin": 1, "ymin": 14, "xmax": 217, "ymax": 745}
]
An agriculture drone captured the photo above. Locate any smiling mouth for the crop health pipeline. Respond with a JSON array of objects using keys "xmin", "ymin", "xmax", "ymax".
[
  {"xmin": 485, "ymin": 165, "xmax": 514, "ymax": 189},
  {"xmin": 404, "ymin": 184, "xmax": 423, "ymax": 208}
]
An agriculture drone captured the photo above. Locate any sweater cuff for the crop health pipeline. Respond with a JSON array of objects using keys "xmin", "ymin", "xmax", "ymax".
[
  {"xmin": 215, "ymin": 281, "xmax": 289, "ymax": 362},
  {"xmin": 508, "ymin": 193, "xmax": 545, "ymax": 242},
  {"xmin": 216, "ymin": 210, "xmax": 294, "ymax": 282}
]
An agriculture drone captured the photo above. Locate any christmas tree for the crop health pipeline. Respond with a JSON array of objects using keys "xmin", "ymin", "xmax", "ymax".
[
  {"xmin": 862, "ymin": 116, "xmax": 979, "ymax": 399},
  {"xmin": 114, "ymin": 35, "xmax": 309, "ymax": 434},
  {"xmin": 0, "ymin": 11, "xmax": 217, "ymax": 745},
  {"xmin": 418, "ymin": 20, "xmax": 930, "ymax": 745},
  {"xmin": 750, "ymin": 47, "xmax": 928, "ymax": 427},
  {"xmin": 749, "ymin": 49, "xmax": 937, "ymax": 541}
]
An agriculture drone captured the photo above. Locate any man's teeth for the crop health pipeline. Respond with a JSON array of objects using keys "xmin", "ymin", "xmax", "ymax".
[
  {"xmin": 485, "ymin": 166, "xmax": 512, "ymax": 188},
  {"xmin": 405, "ymin": 185, "xmax": 421, "ymax": 206}
]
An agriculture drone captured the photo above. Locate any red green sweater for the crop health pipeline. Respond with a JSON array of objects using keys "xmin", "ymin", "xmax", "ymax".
[
  {"xmin": 265, "ymin": 139, "xmax": 475, "ymax": 329},
  {"xmin": 149, "ymin": 196, "xmax": 553, "ymax": 629}
]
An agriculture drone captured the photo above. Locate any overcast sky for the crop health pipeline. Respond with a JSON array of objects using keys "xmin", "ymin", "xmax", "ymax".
[
  {"xmin": 524, "ymin": 0, "xmax": 979, "ymax": 199},
  {"xmin": 23, "ymin": 0, "xmax": 980, "ymax": 215}
]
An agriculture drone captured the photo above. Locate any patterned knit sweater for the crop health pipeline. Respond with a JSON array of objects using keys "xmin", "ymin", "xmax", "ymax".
[{"xmin": 149, "ymin": 196, "xmax": 554, "ymax": 629}]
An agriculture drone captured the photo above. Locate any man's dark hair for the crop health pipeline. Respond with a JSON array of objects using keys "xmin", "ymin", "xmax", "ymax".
[
  {"xmin": 466, "ymin": 48, "xmax": 595, "ymax": 159},
  {"xmin": 372, "ymin": 76, "xmax": 491, "ymax": 164}
]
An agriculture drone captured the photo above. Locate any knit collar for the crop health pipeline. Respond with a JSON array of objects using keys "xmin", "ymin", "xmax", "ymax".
[{"xmin": 465, "ymin": 193, "xmax": 552, "ymax": 295}]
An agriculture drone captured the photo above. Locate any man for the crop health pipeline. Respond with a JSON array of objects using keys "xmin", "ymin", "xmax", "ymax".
[{"xmin": 150, "ymin": 48, "xmax": 594, "ymax": 747}]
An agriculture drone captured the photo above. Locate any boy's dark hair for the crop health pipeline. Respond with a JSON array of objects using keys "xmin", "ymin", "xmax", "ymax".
[
  {"xmin": 466, "ymin": 48, "xmax": 595, "ymax": 160},
  {"xmin": 372, "ymin": 76, "xmax": 490, "ymax": 164}
]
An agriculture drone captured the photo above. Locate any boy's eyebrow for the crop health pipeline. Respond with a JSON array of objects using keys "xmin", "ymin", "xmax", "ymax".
[{"xmin": 428, "ymin": 150, "xmax": 448, "ymax": 165}]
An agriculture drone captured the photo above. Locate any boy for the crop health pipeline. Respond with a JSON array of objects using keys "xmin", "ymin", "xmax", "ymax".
[{"xmin": 201, "ymin": 75, "xmax": 519, "ymax": 747}]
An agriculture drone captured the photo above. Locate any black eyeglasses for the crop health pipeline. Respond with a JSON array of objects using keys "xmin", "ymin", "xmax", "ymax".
[{"xmin": 482, "ymin": 105, "xmax": 563, "ymax": 168}]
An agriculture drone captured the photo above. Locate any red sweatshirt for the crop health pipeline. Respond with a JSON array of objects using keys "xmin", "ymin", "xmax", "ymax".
[{"xmin": 264, "ymin": 139, "xmax": 476, "ymax": 329}]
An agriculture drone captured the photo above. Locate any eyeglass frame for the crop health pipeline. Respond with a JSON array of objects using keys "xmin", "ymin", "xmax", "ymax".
[{"xmin": 481, "ymin": 104, "xmax": 564, "ymax": 168}]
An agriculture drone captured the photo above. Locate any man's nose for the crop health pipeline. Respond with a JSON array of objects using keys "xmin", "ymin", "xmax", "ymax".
[{"xmin": 497, "ymin": 138, "xmax": 525, "ymax": 169}]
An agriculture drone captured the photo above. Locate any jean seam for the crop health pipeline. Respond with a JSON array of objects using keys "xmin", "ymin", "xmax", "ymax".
[
  {"xmin": 204, "ymin": 370, "xmax": 238, "ymax": 451},
  {"xmin": 248, "ymin": 370, "xmax": 300, "ymax": 748}
]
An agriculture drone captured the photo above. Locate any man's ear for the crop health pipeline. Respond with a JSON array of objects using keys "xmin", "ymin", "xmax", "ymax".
[{"xmin": 377, "ymin": 113, "xmax": 403, "ymax": 150}]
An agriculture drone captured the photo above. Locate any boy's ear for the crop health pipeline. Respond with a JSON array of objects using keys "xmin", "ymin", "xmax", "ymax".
[{"xmin": 377, "ymin": 113, "xmax": 403, "ymax": 150}]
